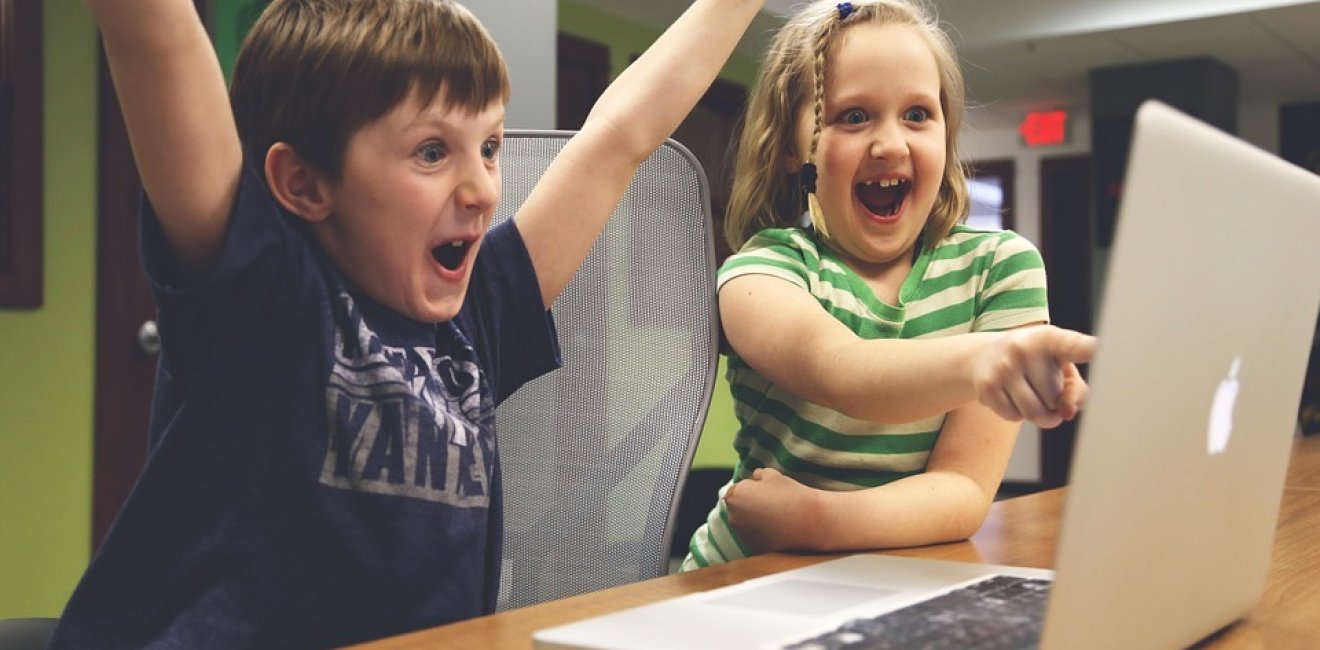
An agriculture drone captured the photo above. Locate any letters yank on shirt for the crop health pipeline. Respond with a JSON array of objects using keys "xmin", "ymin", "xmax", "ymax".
[{"xmin": 319, "ymin": 293, "xmax": 494, "ymax": 507}]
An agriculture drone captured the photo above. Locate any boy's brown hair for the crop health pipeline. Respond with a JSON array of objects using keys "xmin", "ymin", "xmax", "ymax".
[{"xmin": 231, "ymin": 0, "xmax": 510, "ymax": 181}]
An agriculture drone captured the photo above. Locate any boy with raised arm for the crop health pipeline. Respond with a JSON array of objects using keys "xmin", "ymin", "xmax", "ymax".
[{"xmin": 59, "ymin": 0, "xmax": 764, "ymax": 646}]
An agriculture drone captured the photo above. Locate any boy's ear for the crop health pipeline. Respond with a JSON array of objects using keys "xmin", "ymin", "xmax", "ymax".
[{"xmin": 265, "ymin": 143, "xmax": 332, "ymax": 223}]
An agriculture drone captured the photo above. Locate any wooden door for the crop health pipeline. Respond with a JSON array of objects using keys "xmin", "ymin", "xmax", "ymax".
[{"xmin": 556, "ymin": 32, "xmax": 608, "ymax": 131}]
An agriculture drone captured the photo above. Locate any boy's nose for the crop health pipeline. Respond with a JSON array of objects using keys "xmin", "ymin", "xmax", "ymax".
[{"xmin": 456, "ymin": 161, "xmax": 498, "ymax": 215}]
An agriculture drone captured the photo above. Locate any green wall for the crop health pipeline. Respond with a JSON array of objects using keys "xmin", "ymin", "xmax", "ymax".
[
  {"xmin": 0, "ymin": 0, "xmax": 746, "ymax": 619},
  {"xmin": 0, "ymin": 0, "xmax": 98, "ymax": 618},
  {"xmin": 693, "ymin": 357, "xmax": 739, "ymax": 468}
]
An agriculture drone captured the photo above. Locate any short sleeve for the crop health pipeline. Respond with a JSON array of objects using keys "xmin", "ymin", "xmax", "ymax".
[
  {"xmin": 716, "ymin": 228, "xmax": 816, "ymax": 293},
  {"xmin": 973, "ymin": 232, "xmax": 1051, "ymax": 332},
  {"xmin": 459, "ymin": 220, "xmax": 561, "ymax": 405}
]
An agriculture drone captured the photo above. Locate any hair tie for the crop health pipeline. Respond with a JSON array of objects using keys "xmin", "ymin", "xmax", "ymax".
[
  {"xmin": 800, "ymin": 162, "xmax": 818, "ymax": 194},
  {"xmin": 836, "ymin": 2, "xmax": 855, "ymax": 20}
]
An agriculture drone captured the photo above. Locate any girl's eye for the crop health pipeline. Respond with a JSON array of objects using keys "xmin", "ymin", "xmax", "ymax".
[
  {"xmin": 417, "ymin": 142, "xmax": 446, "ymax": 164},
  {"xmin": 841, "ymin": 109, "xmax": 868, "ymax": 125},
  {"xmin": 904, "ymin": 107, "xmax": 932, "ymax": 123},
  {"xmin": 481, "ymin": 138, "xmax": 500, "ymax": 160}
]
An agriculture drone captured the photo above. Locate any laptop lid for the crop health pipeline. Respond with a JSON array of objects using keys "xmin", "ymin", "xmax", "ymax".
[{"xmin": 1040, "ymin": 100, "xmax": 1320, "ymax": 649}]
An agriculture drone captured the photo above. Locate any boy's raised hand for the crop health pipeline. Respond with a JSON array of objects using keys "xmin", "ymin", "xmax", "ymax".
[
  {"xmin": 971, "ymin": 325, "xmax": 1096, "ymax": 429},
  {"xmin": 86, "ymin": 0, "xmax": 242, "ymax": 281}
]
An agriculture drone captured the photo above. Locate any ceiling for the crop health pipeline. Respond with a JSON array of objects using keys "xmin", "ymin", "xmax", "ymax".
[{"xmin": 572, "ymin": 0, "xmax": 1320, "ymax": 130}]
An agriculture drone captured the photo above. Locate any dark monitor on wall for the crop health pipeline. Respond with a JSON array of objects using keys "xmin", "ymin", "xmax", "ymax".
[
  {"xmin": 1089, "ymin": 57, "xmax": 1237, "ymax": 248},
  {"xmin": 1280, "ymin": 102, "xmax": 1320, "ymax": 174},
  {"xmin": 1090, "ymin": 118, "xmax": 1133, "ymax": 248}
]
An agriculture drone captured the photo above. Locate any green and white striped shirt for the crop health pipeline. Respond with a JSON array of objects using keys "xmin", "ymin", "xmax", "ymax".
[{"xmin": 681, "ymin": 225, "xmax": 1050, "ymax": 570}]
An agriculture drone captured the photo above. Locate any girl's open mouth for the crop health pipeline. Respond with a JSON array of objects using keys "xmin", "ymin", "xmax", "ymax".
[{"xmin": 857, "ymin": 179, "xmax": 911, "ymax": 218}]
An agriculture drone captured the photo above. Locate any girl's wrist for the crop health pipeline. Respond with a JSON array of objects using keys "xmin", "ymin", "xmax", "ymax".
[{"xmin": 792, "ymin": 486, "xmax": 831, "ymax": 552}]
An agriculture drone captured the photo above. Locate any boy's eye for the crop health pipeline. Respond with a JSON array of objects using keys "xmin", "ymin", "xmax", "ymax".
[
  {"xmin": 481, "ymin": 138, "xmax": 500, "ymax": 160},
  {"xmin": 417, "ymin": 142, "xmax": 446, "ymax": 164},
  {"xmin": 904, "ymin": 107, "xmax": 932, "ymax": 123}
]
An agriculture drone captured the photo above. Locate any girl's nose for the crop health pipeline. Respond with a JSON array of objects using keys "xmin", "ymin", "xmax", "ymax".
[{"xmin": 869, "ymin": 121, "xmax": 909, "ymax": 160}]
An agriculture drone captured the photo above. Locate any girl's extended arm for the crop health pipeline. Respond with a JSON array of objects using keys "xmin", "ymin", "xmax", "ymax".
[
  {"xmin": 86, "ymin": 0, "xmax": 243, "ymax": 280},
  {"xmin": 720, "ymin": 274, "xmax": 1094, "ymax": 427},
  {"xmin": 724, "ymin": 383, "xmax": 1021, "ymax": 553},
  {"xmin": 513, "ymin": 0, "xmax": 765, "ymax": 308}
]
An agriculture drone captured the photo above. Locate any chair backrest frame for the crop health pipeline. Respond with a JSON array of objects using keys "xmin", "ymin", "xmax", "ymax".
[{"xmin": 491, "ymin": 131, "xmax": 719, "ymax": 610}]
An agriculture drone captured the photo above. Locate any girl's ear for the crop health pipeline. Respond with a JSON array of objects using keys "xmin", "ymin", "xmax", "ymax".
[
  {"xmin": 780, "ymin": 149, "xmax": 803, "ymax": 174},
  {"xmin": 780, "ymin": 128, "xmax": 805, "ymax": 174},
  {"xmin": 265, "ymin": 142, "xmax": 332, "ymax": 223}
]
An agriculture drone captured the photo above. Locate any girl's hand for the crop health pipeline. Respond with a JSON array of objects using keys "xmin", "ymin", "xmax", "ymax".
[
  {"xmin": 972, "ymin": 325, "xmax": 1095, "ymax": 428},
  {"xmin": 724, "ymin": 468, "xmax": 822, "ymax": 554}
]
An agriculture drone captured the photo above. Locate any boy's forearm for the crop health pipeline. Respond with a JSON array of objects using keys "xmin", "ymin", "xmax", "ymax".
[
  {"xmin": 514, "ymin": 0, "xmax": 764, "ymax": 309},
  {"xmin": 87, "ymin": 0, "xmax": 241, "ymax": 278},
  {"xmin": 583, "ymin": 0, "xmax": 764, "ymax": 161}
]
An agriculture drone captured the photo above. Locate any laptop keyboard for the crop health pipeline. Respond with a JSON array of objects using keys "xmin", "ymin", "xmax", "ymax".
[{"xmin": 781, "ymin": 574, "xmax": 1051, "ymax": 650}]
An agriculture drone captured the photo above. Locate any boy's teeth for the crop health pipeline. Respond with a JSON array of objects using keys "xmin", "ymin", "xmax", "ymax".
[
  {"xmin": 451, "ymin": 241, "xmax": 463, "ymax": 247},
  {"xmin": 865, "ymin": 179, "xmax": 903, "ymax": 188}
]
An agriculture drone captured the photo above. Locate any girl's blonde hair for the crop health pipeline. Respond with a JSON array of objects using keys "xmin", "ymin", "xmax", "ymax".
[{"xmin": 724, "ymin": 0, "xmax": 969, "ymax": 251}]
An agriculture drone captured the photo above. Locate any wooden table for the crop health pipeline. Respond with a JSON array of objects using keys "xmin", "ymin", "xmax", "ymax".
[{"xmin": 352, "ymin": 435, "xmax": 1320, "ymax": 649}]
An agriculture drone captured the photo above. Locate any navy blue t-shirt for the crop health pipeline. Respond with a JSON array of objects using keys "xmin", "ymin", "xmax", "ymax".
[{"xmin": 51, "ymin": 162, "xmax": 560, "ymax": 648}]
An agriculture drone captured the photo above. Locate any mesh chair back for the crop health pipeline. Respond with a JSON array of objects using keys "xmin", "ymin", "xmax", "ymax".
[{"xmin": 492, "ymin": 131, "xmax": 719, "ymax": 610}]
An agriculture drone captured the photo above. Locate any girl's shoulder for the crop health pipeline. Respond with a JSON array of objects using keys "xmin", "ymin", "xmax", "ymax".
[
  {"xmin": 742, "ymin": 226, "xmax": 819, "ymax": 252},
  {"xmin": 935, "ymin": 225, "xmax": 1041, "ymax": 258},
  {"xmin": 718, "ymin": 226, "xmax": 828, "ymax": 288},
  {"xmin": 725, "ymin": 226, "xmax": 823, "ymax": 266}
]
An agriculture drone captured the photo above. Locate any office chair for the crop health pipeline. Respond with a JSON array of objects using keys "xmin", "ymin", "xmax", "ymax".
[{"xmin": 492, "ymin": 131, "xmax": 719, "ymax": 611}]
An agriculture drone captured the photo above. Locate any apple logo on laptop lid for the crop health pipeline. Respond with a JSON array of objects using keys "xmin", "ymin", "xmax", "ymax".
[{"xmin": 1207, "ymin": 357, "xmax": 1241, "ymax": 455}]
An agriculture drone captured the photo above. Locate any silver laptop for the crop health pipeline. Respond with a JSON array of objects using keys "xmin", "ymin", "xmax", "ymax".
[{"xmin": 533, "ymin": 100, "xmax": 1320, "ymax": 650}]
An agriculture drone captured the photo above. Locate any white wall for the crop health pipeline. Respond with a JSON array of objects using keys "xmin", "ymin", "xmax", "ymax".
[{"xmin": 464, "ymin": 0, "xmax": 555, "ymax": 129}]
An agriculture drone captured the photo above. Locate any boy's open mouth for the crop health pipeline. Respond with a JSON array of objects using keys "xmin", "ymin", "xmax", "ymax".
[
  {"xmin": 431, "ymin": 240, "xmax": 471, "ymax": 271},
  {"xmin": 856, "ymin": 179, "xmax": 910, "ymax": 217}
]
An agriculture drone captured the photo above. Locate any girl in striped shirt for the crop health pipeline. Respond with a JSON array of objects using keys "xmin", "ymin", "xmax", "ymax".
[{"xmin": 682, "ymin": 0, "xmax": 1095, "ymax": 570}]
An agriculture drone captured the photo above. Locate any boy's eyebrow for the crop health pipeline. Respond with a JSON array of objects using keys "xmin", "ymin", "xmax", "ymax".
[
  {"xmin": 428, "ymin": 99, "xmax": 505, "ymax": 119},
  {"xmin": 408, "ymin": 104, "xmax": 506, "ymax": 131}
]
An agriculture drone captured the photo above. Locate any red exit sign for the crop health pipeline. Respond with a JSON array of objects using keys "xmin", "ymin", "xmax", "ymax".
[{"xmin": 1019, "ymin": 110, "xmax": 1069, "ymax": 147}]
